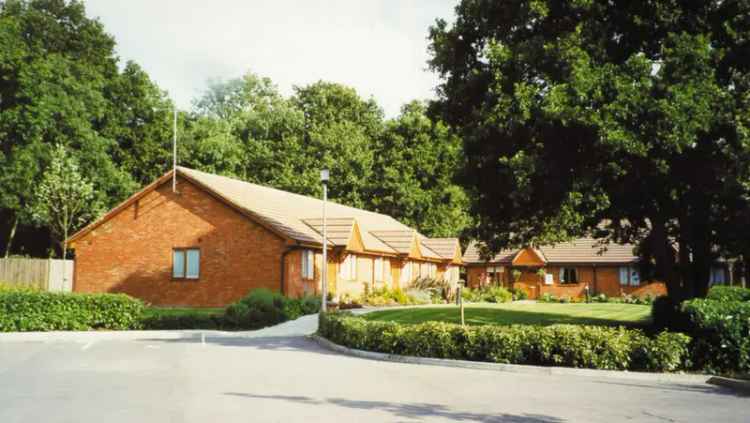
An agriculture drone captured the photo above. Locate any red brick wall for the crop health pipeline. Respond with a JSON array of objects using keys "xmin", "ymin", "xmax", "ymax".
[
  {"xmin": 465, "ymin": 264, "xmax": 667, "ymax": 299},
  {"xmin": 73, "ymin": 176, "xmax": 288, "ymax": 307}
]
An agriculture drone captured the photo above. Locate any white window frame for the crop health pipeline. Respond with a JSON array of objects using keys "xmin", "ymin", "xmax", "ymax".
[
  {"xmin": 374, "ymin": 257, "xmax": 384, "ymax": 281},
  {"xmin": 340, "ymin": 254, "xmax": 357, "ymax": 281},
  {"xmin": 619, "ymin": 266, "xmax": 641, "ymax": 286},
  {"xmin": 173, "ymin": 248, "xmax": 200, "ymax": 280},
  {"xmin": 400, "ymin": 261, "xmax": 412, "ymax": 284},
  {"xmin": 301, "ymin": 250, "xmax": 314, "ymax": 280},
  {"xmin": 559, "ymin": 267, "xmax": 578, "ymax": 284}
]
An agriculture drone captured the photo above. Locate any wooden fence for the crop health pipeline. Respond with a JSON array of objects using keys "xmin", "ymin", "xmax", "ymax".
[{"xmin": 0, "ymin": 258, "xmax": 74, "ymax": 292}]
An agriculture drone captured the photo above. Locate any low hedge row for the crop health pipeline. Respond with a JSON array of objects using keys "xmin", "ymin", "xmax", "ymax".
[
  {"xmin": 0, "ymin": 289, "xmax": 144, "ymax": 331},
  {"xmin": 319, "ymin": 312, "xmax": 691, "ymax": 372}
]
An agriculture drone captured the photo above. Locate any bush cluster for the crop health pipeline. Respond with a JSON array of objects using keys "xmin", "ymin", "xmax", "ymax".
[
  {"xmin": 318, "ymin": 312, "xmax": 691, "ymax": 372},
  {"xmin": 705, "ymin": 285, "xmax": 750, "ymax": 302},
  {"xmin": 141, "ymin": 310, "xmax": 224, "ymax": 330},
  {"xmin": 409, "ymin": 277, "xmax": 454, "ymax": 303},
  {"xmin": 0, "ymin": 289, "xmax": 144, "ymax": 331},
  {"xmin": 223, "ymin": 288, "xmax": 320, "ymax": 329},
  {"xmin": 359, "ymin": 286, "xmax": 430, "ymax": 306},
  {"xmin": 461, "ymin": 286, "xmax": 513, "ymax": 303},
  {"xmin": 682, "ymin": 298, "xmax": 750, "ymax": 375}
]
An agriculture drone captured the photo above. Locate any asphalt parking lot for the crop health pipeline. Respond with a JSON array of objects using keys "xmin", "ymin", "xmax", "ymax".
[{"xmin": 0, "ymin": 317, "xmax": 747, "ymax": 423}]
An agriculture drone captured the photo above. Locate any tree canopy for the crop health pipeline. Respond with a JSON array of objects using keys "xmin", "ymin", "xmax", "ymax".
[
  {"xmin": 428, "ymin": 0, "xmax": 750, "ymax": 298},
  {"xmin": 0, "ymin": 1, "xmax": 470, "ymax": 256}
]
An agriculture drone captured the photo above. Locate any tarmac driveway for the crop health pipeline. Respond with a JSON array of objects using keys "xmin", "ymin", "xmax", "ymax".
[{"xmin": 0, "ymin": 314, "xmax": 747, "ymax": 423}]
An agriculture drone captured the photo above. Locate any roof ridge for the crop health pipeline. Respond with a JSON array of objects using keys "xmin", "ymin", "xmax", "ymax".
[{"xmin": 177, "ymin": 166, "xmax": 402, "ymax": 222}]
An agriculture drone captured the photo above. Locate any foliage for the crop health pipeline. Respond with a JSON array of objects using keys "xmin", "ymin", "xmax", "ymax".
[
  {"xmin": 682, "ymin": 299, "xmax": 750, "ymax": 375},
  {"xmin": 706, "ymin": 286, "xmax": 750, "ymax": 303},
  {"xmin": 510, "ymin": 288, "xmax": 528, "ymax": 301},
  {"xmin": 223, "ymin": 288, "xmax": 320, "ymax": 329},
  {"xmin": 359, "ymin": 286, "xmax": 419, "ymax": 306},
  {"xmin": 428, "ymin": 0, "xmax": 750, "ymax": 299},
  {"xmin": 319, "ymin": 312, "xmax": 690, "ymax": 372},
  {"xmin": 31, "ymin": 145, "xmax": 101, "ymax": 258},
  {"xmin": 0, "ymin": 0, "xmax": 172, "ymax": 256},
  {"xmin": 590, "ymin": 293, "xmax": 655, "ymax": 305},
  {"xmin": 461, "ymin": 286, "xmax": 512, "ymax": 303},
  {"xmin": 0, "ymin": 289, "xmax": 144, "ymax": 331},
  {"xmin": 141, "ymin": 308, "xmax": 225, "ymax": 330},
  {"xmin": 409, "ymin": 277, "xmax": 453, "ymax": 303}
]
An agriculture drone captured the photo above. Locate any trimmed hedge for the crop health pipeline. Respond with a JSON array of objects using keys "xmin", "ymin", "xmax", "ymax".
[
  {"xmin": 706, "ymin": 285, "xmax": 750, "ymax": 302},
  {"xmin": 0, "ymin": 290, "xmax": 144, "ymax": 331},
  {"xmin": 682, "ymin": 299, "xmax": 750, "ymax": 374},
  {"xmin": 319, "ymin": 312, "xmax": 691, "ymax": 372},
  {"xmin": 223, "ymin": 288, "xmax": 320, "ymax": 329}
]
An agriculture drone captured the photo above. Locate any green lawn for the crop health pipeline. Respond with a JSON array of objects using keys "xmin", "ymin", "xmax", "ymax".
[{"xmin": 363, "ymin": 302, "xmax": 651, "ymax": 327}]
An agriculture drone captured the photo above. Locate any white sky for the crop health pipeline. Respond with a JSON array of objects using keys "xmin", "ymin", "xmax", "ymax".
[{"xmin": 83, "ymin": 0, "xmax": 458, "ymax": 117}]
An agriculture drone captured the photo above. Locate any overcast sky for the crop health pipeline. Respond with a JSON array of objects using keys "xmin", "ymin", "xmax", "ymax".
[{"xmin": 83, "ymin": 0, "xmax": 458, "ymax": 117}]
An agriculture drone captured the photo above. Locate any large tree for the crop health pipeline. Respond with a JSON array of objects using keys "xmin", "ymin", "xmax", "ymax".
[
  {"xmin": 0, "ymin": 0, "xmax": 171, "ymax": 255},
  {"xmin": 371, "ymin": 101, "xmax": 472, "ymax": 237},
  {"xmin": 428, "ymin": 0, "xmax": 750, "ymax": 299}
]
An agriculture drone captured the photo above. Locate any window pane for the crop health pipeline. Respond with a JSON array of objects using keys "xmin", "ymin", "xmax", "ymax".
[
  {"xmin": 173, "ymin": 250, "xmax": 185, "ymax": 278},
  {"xmin": 186, "ymin": 249, "xmax": 200, "ymax": 279},
  {"xmin": 630, "ymin": 267, "xmax": 640, "ymax": 286}
]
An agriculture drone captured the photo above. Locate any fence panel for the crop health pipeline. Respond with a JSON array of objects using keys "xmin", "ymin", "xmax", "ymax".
[{"xmin": 0, "ymin": 258, "xmax": 74, "ymax": 292}]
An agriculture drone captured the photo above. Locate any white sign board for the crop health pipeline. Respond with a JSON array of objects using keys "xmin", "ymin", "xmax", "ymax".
[{"xmin": 544, "ymin": 273, "xmax": 553, "ymax": 285}]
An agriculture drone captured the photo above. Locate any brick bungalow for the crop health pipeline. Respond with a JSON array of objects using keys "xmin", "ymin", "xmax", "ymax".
[
  {"xmin": 463, "ymin": 239, "xmax": 669, "ymax": 299},
  {"xmin": 68, "ymin": 167, "xmax": 462, "ymax": 307}
]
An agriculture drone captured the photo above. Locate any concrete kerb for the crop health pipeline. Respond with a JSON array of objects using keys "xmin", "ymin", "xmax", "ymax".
[
  {"xmin": 310, "ymin": 334, "xmax": 712, "ymax": 385},
  {"xmin": 0, "ymin": 329, "xmax": 257, "ymax": 343}
]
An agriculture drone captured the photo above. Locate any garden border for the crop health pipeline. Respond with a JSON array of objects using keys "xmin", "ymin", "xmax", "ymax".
[{"xmin": 310, "ymin": 334, "xmax": 712, "ymax": 385}]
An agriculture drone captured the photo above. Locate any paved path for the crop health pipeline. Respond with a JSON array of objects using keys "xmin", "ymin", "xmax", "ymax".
[{"xmin": 0, "ymin": 315, "xmax": 748, "ymax": 423}]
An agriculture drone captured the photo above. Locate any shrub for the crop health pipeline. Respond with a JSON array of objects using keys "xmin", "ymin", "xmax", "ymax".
[
  {"xmin": 539, "ymin": 293, "xmax": 559, "ymax": 303},
  {"xmin": 223, "ymin": 289, "xmax": 320, "ymax": 329},
  {"xmin": 410, "ymin": 277, "xmax": 452, "ymax": 303},
  {"xmin": 510, "ymin": 287, "xmax": 528, "ymax": 301},
  {"xmin": 0, "ymin": 290, "xmax": 144, "ymax": 331},
  {"xmin": 360, "ymin": 286, "xmax": 423, "ymax": 306},
  {"xmin": 706, "ymin": 285, "xmax": 750, "ymax": 302},
  {"xmin": 142, "ymin": 310, "xmax": 223, "ymax": 330},
  {"xmin": 460, "ymin": 286, "xmax": 512, "ymax": 303},
  {"xmin": 319, "ymin": 313, "xmax": 691, "ymax": 372},
  {"xmin": 682, "ymin": 299, "xmax": 750, "ymax": 374}
]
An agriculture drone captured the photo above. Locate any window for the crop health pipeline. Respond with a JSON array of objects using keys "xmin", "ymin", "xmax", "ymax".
[
  {"xmin": 374, "ymin": 257, "xmax": 384, "ymax": 281},
  {"xmin": 340, "ymin": 254, "xmax": 357, "ymax": 280},
  {"xmin": 400, "ymin": 261, "xmax": 412, "ymax": 284},
  {"xmin": 173, "ymin": 248, "xmax": 200, "ymax": 280},
  {"xmin": 429, "ymin": 263, "xmax": 437, "ymax": 278},
  {"xmin": 710, "ymin": 267, "xmax": 726, "ymax": 285},
  {"xmin": 301, "ymin": 250, "xmax": 314, "ymax": 279},
  {"xmin": 619, "ymin": 266, "xmax": 641, "ymax": 286},
  {"xmin": 487, "ymin": 266, "xmax": 504, "ymax": 283},
  {"xmin": 559, "ymin": 267, "xmax": 578, "ymax": 284}
]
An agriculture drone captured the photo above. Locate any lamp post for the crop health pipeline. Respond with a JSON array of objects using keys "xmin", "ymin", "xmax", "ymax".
[{"xmin": 320, "ymin": 169, "xmax": 329, "ymax": 313}]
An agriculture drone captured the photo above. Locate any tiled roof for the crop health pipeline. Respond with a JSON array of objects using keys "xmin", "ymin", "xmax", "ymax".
[
  {"xmin": 177, "ymin": 167, "xmax": 458, "ymax": 259},
  {"xmin": 463, "ymin": 238, "xmax": 639, "ymax": 265},
  {"xmin": 421, "ymin": 238, "xmax": 460, "ymax": 260}
]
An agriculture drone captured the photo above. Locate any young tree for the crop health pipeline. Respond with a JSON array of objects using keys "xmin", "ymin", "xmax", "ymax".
[
  {"xmin": 32, "ymin": 145, "xmax": 100, "ymax": 261},
  {"xmin": 428, "ymin": 1, "xmax": 750, "ymax": 299}
]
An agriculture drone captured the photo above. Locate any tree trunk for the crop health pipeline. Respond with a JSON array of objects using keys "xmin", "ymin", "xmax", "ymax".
[
  {"xmin": 649, "ymin": 218, "xmax": 683, "ymax": 300},
  {"xmin": 4, "ymin": 215, "xmax": 18, "ymax": 258}
]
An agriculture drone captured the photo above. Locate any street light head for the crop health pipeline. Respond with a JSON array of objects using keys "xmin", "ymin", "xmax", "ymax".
[{"xmin": 320, "ymin": 169, "xmax": 329, "ymax": 182}]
